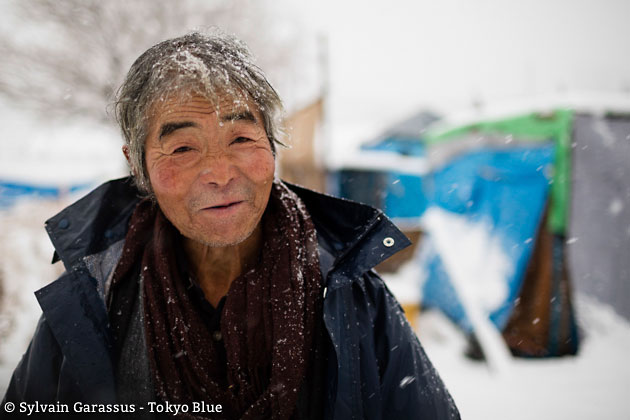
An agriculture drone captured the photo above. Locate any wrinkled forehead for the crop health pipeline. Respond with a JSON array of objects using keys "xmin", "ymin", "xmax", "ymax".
[{"xmin": 146, "ymin": 87, "xmax": 260, "ymax": 122}]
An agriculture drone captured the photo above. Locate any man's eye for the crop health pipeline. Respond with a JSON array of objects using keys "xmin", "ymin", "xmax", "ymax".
[
  {"xmin": 172, "ymin": 146, "xmax": 192, "ymax": 154},
  {"xmin": 231, "ymin": 137, "xmax": 253, "ymax": 145}
]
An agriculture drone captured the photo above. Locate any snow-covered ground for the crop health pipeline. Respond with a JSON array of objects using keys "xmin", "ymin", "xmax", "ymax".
[
  {"xmin": 1, "ymin": 196, "xmax": 629, "ymax": 419},
  {"xmin": 381, "ymin": 249, "xmax": 630, "ymax": 420},
  {"xmin": 417, "ymin": 298, "xmax": 630, "ymax": 420}
]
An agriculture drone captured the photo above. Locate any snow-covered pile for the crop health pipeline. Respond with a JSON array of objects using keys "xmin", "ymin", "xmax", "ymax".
[{"xmin": 0, "ymin": 199, "xmax": 69, "ymax": 388}]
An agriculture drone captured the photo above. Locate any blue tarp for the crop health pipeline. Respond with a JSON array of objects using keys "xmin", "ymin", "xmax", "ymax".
[
  {"xmin": 384, "ymin": 172, "xmax": 428, "ymax": 220},
  {"xmin": 334, "ymin": 170, "xmax": 428, "ymax": 222},
  {"xmin": 420, "ymin": 144, "xmax": 555, "ymax": 331},
  {"xmin": 0, "ymin": 180, "xmax": 92, "ymax": 210}
]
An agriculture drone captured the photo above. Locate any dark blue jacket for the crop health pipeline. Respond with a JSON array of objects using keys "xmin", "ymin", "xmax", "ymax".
[{"xmin": 2, "ymin": 177, "xmax": 459, "ymax": 419}]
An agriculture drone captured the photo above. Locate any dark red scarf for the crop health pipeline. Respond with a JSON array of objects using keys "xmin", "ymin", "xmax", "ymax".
[{"xmin": 112, "ymin": 181, "xmax": 323, "ymax": 419}]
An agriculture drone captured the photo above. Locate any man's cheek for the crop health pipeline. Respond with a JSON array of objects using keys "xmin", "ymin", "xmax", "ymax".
[
  {"xmin": 248, "ymin": 152, "xmax": 275, "ymax": 181},
  {"xmin": 151, "ymin": 164, "xmax": 184, "ymax": 191}
]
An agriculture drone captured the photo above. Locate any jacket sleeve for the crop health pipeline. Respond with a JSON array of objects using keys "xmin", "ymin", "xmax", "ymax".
[
  {"xmin": 2, "ymin": 315, "xmax": 63, "ymax": 404},
  {"xmin": 365, "ymin": 270, "xmax": 461, "ymax": 420}
]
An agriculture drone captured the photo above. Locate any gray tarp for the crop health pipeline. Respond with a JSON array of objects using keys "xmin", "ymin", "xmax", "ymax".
[{"xmin": 569, "ymin": 113, "xmax": 630, "ymax": 320}]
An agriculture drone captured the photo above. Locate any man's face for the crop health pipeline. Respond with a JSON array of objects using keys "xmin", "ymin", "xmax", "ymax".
[{"xmin": 144, "ymin": 94, "xmax": 275, "ymax": 247}]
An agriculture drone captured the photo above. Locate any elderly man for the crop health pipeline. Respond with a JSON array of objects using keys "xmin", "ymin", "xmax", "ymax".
[{"xmin": 3, "ymin": 32, "xmax": 459, "ymax": 419}]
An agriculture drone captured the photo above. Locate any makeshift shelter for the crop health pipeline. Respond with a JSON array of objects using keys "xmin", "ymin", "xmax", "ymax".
[
  {"xmin": 333, "ymin": 106, "xmax": 630, "ymax": 358},
  {"xmin": 420, "ymin": 110, "xmax": 579, "ymax": 357}
]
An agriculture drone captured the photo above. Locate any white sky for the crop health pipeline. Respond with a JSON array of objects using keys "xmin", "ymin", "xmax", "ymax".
[{"xmin": 297, "ymin": 0, "xmax": 630, "ymax": 151}]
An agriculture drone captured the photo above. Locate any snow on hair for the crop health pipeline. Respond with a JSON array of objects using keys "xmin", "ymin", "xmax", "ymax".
[{"xmin": 114, "ymin": 30, "xmax": 285, "ymax": 195}]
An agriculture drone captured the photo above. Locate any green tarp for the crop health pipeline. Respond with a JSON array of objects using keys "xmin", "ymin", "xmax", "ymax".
[{"xmin": 425, "ymin": 110, "xmax": 574, "ymax": 234}]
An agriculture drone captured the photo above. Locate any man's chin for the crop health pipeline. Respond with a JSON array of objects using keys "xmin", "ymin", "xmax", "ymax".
[{"xmin": 186, "ymin": 227, "xmax": 256, "ymax": 249}]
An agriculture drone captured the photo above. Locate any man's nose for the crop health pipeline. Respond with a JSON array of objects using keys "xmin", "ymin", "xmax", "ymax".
[{"xmin": 197, "ymin": 151, "xmax": 236, "ymax": 187}]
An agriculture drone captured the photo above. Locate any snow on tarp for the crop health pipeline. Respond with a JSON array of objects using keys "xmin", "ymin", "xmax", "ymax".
[{"xmin": 420, "ymin": 144, "xmax": 554, "ymax": 332}]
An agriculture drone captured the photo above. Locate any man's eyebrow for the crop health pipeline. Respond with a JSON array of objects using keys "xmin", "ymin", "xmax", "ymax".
[
  {"xmin": 220, "ymin": 110, "xmax": 257, "ymax": 123},
  {"xmin": 159, "ymin": 121, "xmax": 197, "ymax": 139}
]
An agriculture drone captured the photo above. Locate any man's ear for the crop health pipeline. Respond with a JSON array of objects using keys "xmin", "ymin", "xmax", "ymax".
[
  {"xmin": 122, "ymin": 145, "xmax": 131, "ymax": 164},
  {"xmin": 122, "ymin": 145, "xmax": 137, "ymax": 177}
]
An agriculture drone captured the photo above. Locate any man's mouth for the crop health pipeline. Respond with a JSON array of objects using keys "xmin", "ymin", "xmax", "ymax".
[{"xmin": 203, "ymin": 201, "xmax": 244, "ymax": 211}]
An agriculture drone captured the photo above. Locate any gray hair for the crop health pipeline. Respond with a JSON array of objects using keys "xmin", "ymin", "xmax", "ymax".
[{"xmin": 114, "ymin": 30, "xmax": 285, "ymax": 195}]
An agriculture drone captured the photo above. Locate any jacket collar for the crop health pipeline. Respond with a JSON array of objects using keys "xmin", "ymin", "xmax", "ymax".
[
  {"xmin": 46, "ymin": 177, "xmax": 410, "ymax": 283},
  {"xmin": 285, "ymin": 182, "xmax": 411, "ymax": 288},
  {"xmin": 46, "ymin": 177, "xmax": 141, "ymax": 271}
]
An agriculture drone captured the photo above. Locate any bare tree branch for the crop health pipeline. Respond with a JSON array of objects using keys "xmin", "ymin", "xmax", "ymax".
[{"xmin": 0, "ymin": 0, "xmax": 307, "ymax": 124}]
